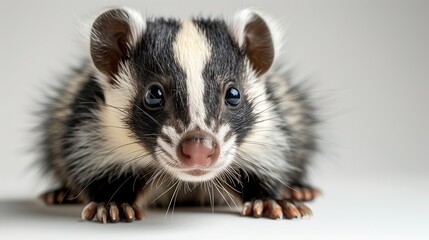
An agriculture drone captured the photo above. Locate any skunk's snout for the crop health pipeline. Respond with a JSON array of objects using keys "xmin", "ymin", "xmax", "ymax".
[{"xmin": 177, "ymin": 131, "xmax": 220, "ymax": 168}]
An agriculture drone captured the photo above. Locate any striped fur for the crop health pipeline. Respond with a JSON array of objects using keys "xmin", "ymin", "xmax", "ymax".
[{"xmin": 38, "ymin": 8, "xmax": 318, "ymax": 208}]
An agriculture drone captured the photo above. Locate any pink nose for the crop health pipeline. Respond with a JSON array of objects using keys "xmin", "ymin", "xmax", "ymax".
[{"xmin": 177, "ymin": 132, "xmax": 219, "ymax": 167}]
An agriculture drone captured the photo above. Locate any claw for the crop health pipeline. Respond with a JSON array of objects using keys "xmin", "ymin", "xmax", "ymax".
[
  {"xmin": 82, "ymin": 202, "xmax": 98, "ymax": 221},
  {"xmin": 281, "ymin": 189, "xmax": 292, "ymax": 199},
  {"xmin": 312, "ymin": 189, "xmax": 322, "ymax": 198},
  {"xmin": 302, "ymin": 188, "xmax": 313, "ymax": 201},
  {"xmin": 109, "ymin": 203, "xmax": 119, "ymax": 223},
  {"xmin": 241, "ymin": 198, "xmax": 312, "ymax": 220},
  {"xmin": 279, "ymin": 200, "xmax": 301, "ymax": 219},
  {"xmin": 295, "ymin": 202, "xmax": 313, "ymax": 219},
  {"xmin": 132, "ymin": 204, "xmax": 145, "ymax": 220},
  {"xmin": 56, "ymin": 191, "xmax": 65, "ymax": 203},
  {"xmin": 264, "ymin": 199, "xmax": 283, "ymax": 219},
  {"xmin": 81, "ymin": 202, "xmax": 144, "ymax": 223},
  {"xmin": 252, "ymin": 200, "xmax": 264, "ymax": 218},
  {"xmin": 97, "ymin": 203, "xmax": 108, "ymax": 224},
  {"xmin": 241, "ymin": 201, "xmax": 253, "ymax": 216},
  {"xmin": 282, "ymin": 185, "xmax": 321, "ymax": 202},
  {"xmin": 45, "ymin": 192, "xmax": 55, "ymax": 204},
  {"xmin": 39, "ymin": 188, "xmax": 84, "ymax": 205},
  {"xmin": 292, "ymin": 187, "xmax": 304, "ymax": 201},
  {"xmin": 121, "ymin": 203, "xmax": 135, "ymax": 222}
]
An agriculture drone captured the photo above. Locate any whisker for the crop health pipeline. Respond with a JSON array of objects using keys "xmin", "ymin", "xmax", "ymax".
[
  {"xmin": 234, "ymin": 148, "xmax": 295, "ymax": 191},
  {"xmin": 214, "ymin": 178, "xmax": 239, "ymax": 209},
  {"xmin": 212, "ymin": 180, "xmax": 232, "ymax": 209},
  {"xmin": 151, "ymin": 180, "xmax": 178, "ymax": 204},
  {"xmin": 165, "ymin": 180, "xmax": 181, "ymax": 220}
]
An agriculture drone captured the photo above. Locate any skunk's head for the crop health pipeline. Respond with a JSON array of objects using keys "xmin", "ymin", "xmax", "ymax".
[{"xmin": 91, "ymin": 8, "xmax": 281, "ymax": 182}]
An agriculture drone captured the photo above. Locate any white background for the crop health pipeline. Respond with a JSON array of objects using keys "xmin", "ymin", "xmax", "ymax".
[{"xmin": 0, "ymin": 0, "xmax": 428, "ymax": 239}]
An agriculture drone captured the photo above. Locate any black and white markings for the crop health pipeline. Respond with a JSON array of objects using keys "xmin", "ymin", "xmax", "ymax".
[{"xmin": 38, "ymin": 7, "xmax": 320, "ymax": 223}]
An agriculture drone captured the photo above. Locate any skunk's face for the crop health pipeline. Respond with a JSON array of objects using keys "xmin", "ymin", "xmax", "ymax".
[
  {"xmin": 127, "ymin": 20, "xmax": 255, "ymax": 182},
  {"xmin": 90, "ymin": 8, "xmax": 276, "ymax": 182}
]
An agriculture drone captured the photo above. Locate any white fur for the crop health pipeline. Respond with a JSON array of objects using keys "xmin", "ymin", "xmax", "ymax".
[
  {"xmin": 173, "ymin": 21, "xmax": 211, "ymax": 130},
  {"xmin": 98, "ymin": 64, "xmax": 151, "ymax": 168},
  {"xmin": 120, "ymin": 7, "xmax": 145, "ymax": 47},
  {"xmin": 236, "ymin": 67, "xmax": 292, "ymax": 186},
  {"xmin": 100, "ymin": 90, "xmax": 148, "ymax": 160},
  {"xmin": 228, "ymin": 10, "xmax": 293, "ymax": 185}
]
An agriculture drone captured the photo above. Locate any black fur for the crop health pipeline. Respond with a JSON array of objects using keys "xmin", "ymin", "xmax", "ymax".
[
  {"xmin": 85, "ymin": 168, "xmax": 146, "ymax": 203},
  {"xmin": 129, "ymin": 19, "xmax": 188, "ymax": 152},
  {"xmin": 240, "ymin": 170, "xmax": 283, "ymax": 201},
  {"xmin": 61, "ymin": 74, "xmax": 106, "ymax": 180},
  {"xmin": 194, "ymin": 19, "xmax": 256, "ymax": 144},
  {"xmin": 63, "ymin": 74, "xmax": 104, "ymax": 147}
]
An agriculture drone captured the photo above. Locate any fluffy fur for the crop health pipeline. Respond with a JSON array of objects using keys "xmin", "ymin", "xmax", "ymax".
[{"xmin": 37, "ymin": 8, "xmax": 319, "ymax": 212}]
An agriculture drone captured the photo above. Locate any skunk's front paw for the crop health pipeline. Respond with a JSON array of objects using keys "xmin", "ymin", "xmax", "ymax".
[
  {"xmin": 82, "ymin": 202, "xmax": 145, "ymax": 224},
  {"xmin": 241, "ymin": 199, "xmax": 312, "ymax": 220},
  {"xmin": 282, "ymin": 185, "xmax": 321, "ymax": 201},
  {"xmin": 39, "ymin": 187, "xmax": 84, "ymax": 205}
]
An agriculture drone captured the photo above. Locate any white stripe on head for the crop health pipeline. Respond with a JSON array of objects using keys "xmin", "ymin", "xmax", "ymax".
[{"xmin": 173, "ymin": 21, "xmax": 212, "ymax": 130}]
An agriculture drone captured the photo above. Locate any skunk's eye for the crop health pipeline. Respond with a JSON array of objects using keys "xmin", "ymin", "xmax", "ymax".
[
  {"xmin": 144, "ymin": 84, "xmax": 164, "ymax": 109},
  {"xmin": 225, "ymin": 87, "xmax": 241, "ymax": 107}
]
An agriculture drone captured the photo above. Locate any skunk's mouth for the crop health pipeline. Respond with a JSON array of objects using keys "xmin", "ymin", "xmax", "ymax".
[
  {"xmin": 163, "ymin": 162, "xmax": 213, "ymax": 176},
  {"xmin": 163, "ymin": 165, "xmax": 220, "ymax": 182},
  {"xmin": 183, "ymin": 169, "xmax": 209, "ymax": 176}
]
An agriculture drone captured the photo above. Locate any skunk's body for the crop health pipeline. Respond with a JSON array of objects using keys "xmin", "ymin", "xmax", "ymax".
[{"xmin": 38, "ymin": 8, "xmax": 319, "ymax": 222}]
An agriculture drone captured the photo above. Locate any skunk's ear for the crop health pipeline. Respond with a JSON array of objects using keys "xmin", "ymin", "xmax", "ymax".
[
  {"xmin": 230, "ymin": 9, "xmax": 279, "ymax": 76},
  {"xmin": 90, "ymin": 8, "xmax": 144, "ymax": 80}
]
